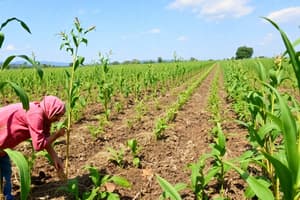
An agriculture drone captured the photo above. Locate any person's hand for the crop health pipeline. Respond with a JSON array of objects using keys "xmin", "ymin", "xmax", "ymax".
[
  {"xmin": 53, "ymin": 156, "xmax": 64, "ymax": 171},
  {"xmin": 57, "ymin": 127, "xmax": 66, "ymax": 137},
  {"xmin": 54, "ymin": 157, "xmax": 67, "ymax": 180}
]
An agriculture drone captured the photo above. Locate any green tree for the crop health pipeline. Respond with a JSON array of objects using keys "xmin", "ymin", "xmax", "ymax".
[
  {"xmin": 157, "ymin": 56, "xmax": 163, "ymax": 63},
  {"xmin": 235, "ymin": 46, "xmax": 253, "ymax": 59}
]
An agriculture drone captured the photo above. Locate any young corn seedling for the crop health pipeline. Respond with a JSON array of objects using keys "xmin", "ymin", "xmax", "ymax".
[
  {"xmin": 127, "ymin": 139, "xmax": 141, "ymax": 168},
  {"xmin": 97, "ymin": 52, "xmax": 114, "ymax": 121},
  {"xmin": 135, "ymin": 100, "xmax": 147, "ymax": 122},
  {"xmin": 108, "ymin": 146, "xmax": 125, "ymax": 168},
  {"xmin": 208, "ymin": 68, "xmax": 221, "ymax": 122},
  {"xmin": 59, "ymin": 17, "xmax": 95, "ymax": 177},
  {"xmin": 88, "ymin": 115, "xmax": 108, "ymax": 139},
  {"xmin": 59, "ymin": 166, "xmax": 131, "ymax": 200},
  {"xmin": 188, "ymin": 154, "xmax": 216, "ymax": 200},
  {"xmin": 153, "ymin": 118, "xmax": 168, "ymax": 140},
  {"xmin": 84, "ymin": 166, "xmax": 131, "ymax": 199},
  {"xmin": 208, "ymin": 123, "xmax": 230, "ymax": 198},
  {"xmin": 156, "ymin": 174, "xmax": 186, "ymax": 200}
]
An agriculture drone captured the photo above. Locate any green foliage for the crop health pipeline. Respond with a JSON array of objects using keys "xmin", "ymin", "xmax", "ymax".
[
  {"xmin": 0, "ymin": 18, "xmax": 32, "ymax": 110},
  {"xmin": 226, "ymin": 161, "xmax": 274, "ymax": 200},
  {"xmin": 59, "ymin": 17, "xmax": 95, "ymax": 177},
  {"xmin": 156, "ymin": 174, "xmax": 186, "ymax": 200},
  {"xmin": 4, "ymin": 149, "xmax": 31, "ymax": 200},
  {"xmin": 188, "ymin": 154, "xmax": 214, "ymax": 199},
  {"xmin": 60, "ymin": 166, "xmax": 131, "ymax": 200},
  {"xmin": 127, "ymin": 139, "xmax": 141, "ymax": 168},
  {"xmin": 153, "ymin": 118, "xmax": 168, "ymax": 140},
  {"xmin": 235, "ymin": 46, "xmax": 253, "ymax": 59},
  {"xmin": 263, "ymin": 17, "xmax": 300, "ymax": 90},
  {"xmin": 108, "ymin": 147, "xmax": 125, "ymax": 168},
  {"xmin": 97, "ymin": 52, "xmax": 114, "ymax": 121}
]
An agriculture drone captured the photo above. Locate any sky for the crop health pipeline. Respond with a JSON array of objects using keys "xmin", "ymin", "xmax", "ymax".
[{"xmin": 0, "ymin": 0, "xmax": 299, "ymax": 64}]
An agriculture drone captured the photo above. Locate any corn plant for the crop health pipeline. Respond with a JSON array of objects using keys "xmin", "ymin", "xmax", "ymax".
[
  {"xmin": 0, "ymin": 17, "xmax": 32, "ymax": 110},
  {"xmin": 108, "ymin": 147, "xmax": 125, "ymax": 168},
  {"xmin": 97, "ymin": 52, "xmax": 114, "ymax": 121},
  {"xmin": 156, "ymin": 174, "xmax": 186, "ymax": 200},
  {"xmin": 59, "ymin": 17, "xmax": 95, "ymax": 177},
  {"xmin": 153, "ymin": 118, "xmax": 168, "ymax": 140},
  {"xmin": 207, "ymin": 68, "xmax": 221, "ymax": 122},
  {"xmin": 225, "ymin": 159, "xmax": 274, "ymax": 200},
  {"xmin": 242, "ymin": 62, "xmax": 280, "ymax": 192},
  {"xmin": 188, "ymin": 154, "xmax": 215, "ymax": 200},
  {"xmin": 3, "ymin": 149, "xmax": 31, "ymax": 200},
  {"xmin": 134, "ymin": 100, "xmax": 147, "ymax": 122},
  {"xmin": 257, "ymin": 17, "xmax": 300, "ymax": 198},
  {"xmin": 237, "ymin": 17, "xmax": 300, "ymax": 200},
  {"xmin": 0, "ymin": 17, "xmax": 35, "ymax": 200},
  {"xmin": 88, "ymin": 115, "xmax": 108, "ymax": 139},
  {"xmin": 59, "ymin": 166, "xmax": 131, "ymax": 200},
  {"xmin": 127, "ymin": 139, "xmax": 141, "ymax": 168}
]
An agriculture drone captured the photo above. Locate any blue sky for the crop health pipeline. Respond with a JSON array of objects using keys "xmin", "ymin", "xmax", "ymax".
[{"xmin": 0, "ymin": 0, "xmax": 299, "ymax": 63}]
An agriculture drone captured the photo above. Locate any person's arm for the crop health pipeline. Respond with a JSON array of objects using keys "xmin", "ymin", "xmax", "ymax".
[
  {"xmin": 45, "ymin": 144, "xmax": 63, "ymax": 171},
  {"xmin": 47, "ymin": 127, "xmax": 66, "ymax": 144}
]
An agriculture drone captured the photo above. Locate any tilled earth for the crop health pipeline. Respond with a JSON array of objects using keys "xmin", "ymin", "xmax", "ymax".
[{"xmin": 12, "ymin": 67, "xmax": 250, "ymax": 199}]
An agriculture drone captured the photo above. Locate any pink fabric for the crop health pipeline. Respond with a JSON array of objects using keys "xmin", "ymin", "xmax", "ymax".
[
  {"xmin": 0, "ymin": 96, "xmax": 65, "ymax": 151},
  {"xmin": 40, "ymin": 96, "xmax": 65, "ymax": 119}
]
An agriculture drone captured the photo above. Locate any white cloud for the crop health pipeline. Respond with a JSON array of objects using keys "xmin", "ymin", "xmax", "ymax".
[
  {"xmin": 148, "ymin": 28, "xmax": 161, "ymax": 34},
  {"xmin": 267, "ymin": 7, "xmax": 300, "ymax": 24},
  {"xmin": 168, "ymin": 0, "xmax": 254, "ymax": 20},
  {"xmin": 5, "ymin": 44, "xmax": 16, "ymax": 51},
  {"xmin": 177, "ymin": 35, "xmax": 188, "ymax": 41}
]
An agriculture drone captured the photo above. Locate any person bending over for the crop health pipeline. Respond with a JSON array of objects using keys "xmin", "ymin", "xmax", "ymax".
[{"xmin": 0, "ymin": 95, "xmax": 66, "ymax": 199}]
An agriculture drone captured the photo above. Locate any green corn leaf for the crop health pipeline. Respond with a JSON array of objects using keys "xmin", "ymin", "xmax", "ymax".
[
  {"xmin": 82, "ymin": 187, "xmax": 98, "ymax": 200},
  {"xmin": 18, "ymin": 55, "xmax": 34, "ymax": 65},
  {"xmin": 71, "ymin": 29, "xmax": 78, "ymax": 47},
  {"xmin": 267, "ymin": 84, "xmax": 298, "ymax": 173},
  {"xmin": 174, "ymin": 183, "xmax": 187, "ymax": 192},
  {"xmin": 263, "ymin": 17, "xmax": 300, "ymax": 89},
  {"xmin": 36, "ymin": 67, "xmax": 44, "ymax": 80},
  {"xmin": 19, "ymin": 21, "xmax": 31, "ymax": 34},
  {"xmin": 78, "ymin": 56, "xmax": 85, "ymax": 65},
  {"xmin": 216, "ymin": 123, "xmax": 226, "ymax": 155},
  {"xmin": 4, "ymin": 149, "xmax": 31, "ymax": 200},
  {"xmin": 226, "ymin": 161, "xmax": 274, "ymax": 200},
  {"xmin": 85, "ymin": 166, "xmax": 100, "ymax": 186},
  {"xmin": 283, "ymin": 37, "xmax": 300, "ymax": 57},
  {"xmin": 4, "ymin": 81, "xmax": 29, "ymax": 110},
  {"xmin": 2, "ymin": 55, "xmax": 16, "ymax": 70},
  {"xmin": 257, "ymin": 122, "xmax": 280, "ymax": 142},
  {"xmin": 204, "ymin": 166, "xmax": 220, "ymax": 186},
  {"xmin": 0, "ymin": 32, "xmax": 4, "ymax": 48},
  {"xmin": 0, "ymin": 17, "xmax": 31, "ymax": 33},
  {"xmin": 107, "ymin": 192, "xmax": 120, "ymax": 200},
  {"xmin": 2, "ymin": 54, "xmax": 35, "ymax": 70},
  {"xmin": 255, "ymin": 61, "xmax": 267, "ymax": 82},
  {"xmin": 262, "ymin": 152, "xmax": 293, "ymax": 200},
  {"xmin": 81, "ymin": 38, "xmax": 88, "ymax": 46},
  {"xmin": 110, "ymin": 176, "xmax": 131, "ymax": 188},
  {"xmin": 156, "ymin": 174, "xmax": 182, "ymax": 200},
  {"xmin": 245, "ymin": 178, "xmax": 271, "ymax": 199}
]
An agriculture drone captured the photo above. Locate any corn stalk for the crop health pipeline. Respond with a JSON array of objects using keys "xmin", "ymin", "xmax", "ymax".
[{"xmin": 59, "ymin": 17, "xmax": 95, "ymax": 177}]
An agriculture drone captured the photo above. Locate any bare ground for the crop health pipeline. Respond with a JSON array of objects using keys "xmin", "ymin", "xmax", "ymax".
[{"xmin": 12, "ymin": 66, "xmax": 250, "ymax": 200}]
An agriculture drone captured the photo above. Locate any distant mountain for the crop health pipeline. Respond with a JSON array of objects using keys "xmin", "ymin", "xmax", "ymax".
[{"xmin": 10, "ymin": 60, "xmax": 69, "ymax": 67}]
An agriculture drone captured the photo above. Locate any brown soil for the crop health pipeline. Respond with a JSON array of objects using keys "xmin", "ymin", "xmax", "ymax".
[{"xmin": 12, "ymin": 66, "xmax": 250, "ymax": 200}]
